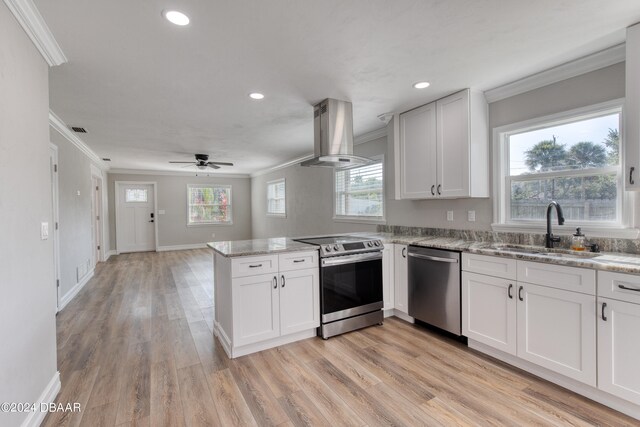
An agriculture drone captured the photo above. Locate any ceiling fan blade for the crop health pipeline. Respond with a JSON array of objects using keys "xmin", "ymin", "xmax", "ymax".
[
  {"xmin": 208, "ymin": 164, "xmax": 221, "ymax": 169},
  {"xmin": 181, "ymin": 164, "xmax": 195, "ymax": 168},
  {"xmin": 169, "ymin": 161, "xmax": 196, "ymax": 163},
  {"xmin": 207, "ymin": 161, "xmax": 234, "ymax": 166}
]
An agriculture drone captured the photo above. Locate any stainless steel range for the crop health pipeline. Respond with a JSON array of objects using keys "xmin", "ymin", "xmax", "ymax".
[{"xmin": 294, "ymin": 236, "xmax": 384, "ymax": 339}]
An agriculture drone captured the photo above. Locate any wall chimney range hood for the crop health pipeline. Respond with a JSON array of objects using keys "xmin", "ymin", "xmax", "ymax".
[{"xmin": 301, "ymin": 98, "xmax": 372, "ymax": 169}]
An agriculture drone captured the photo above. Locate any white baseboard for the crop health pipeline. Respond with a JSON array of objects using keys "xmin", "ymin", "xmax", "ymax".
[
  {"xmin": 59, "ymin": 269, "xmax": 94, "ymax": 311},
  {"xmin": 157, "ymin": 243, "xmax": 208, "ymax": 252},
  {"xmin": 104, "ymin": 250, "xmax": 116, "ymax": 261},
  {"xmin": 20, "ymin": 371, "xmax": 61, "ymax": 427}
]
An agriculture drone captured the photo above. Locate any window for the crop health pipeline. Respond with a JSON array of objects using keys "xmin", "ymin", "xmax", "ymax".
[
  {"xmin": 334, "ymin": 158, "xmax": 384, "ymax": 220},
  {"xmin": 267, "ymin": 178, "xmax": 286, "ymax": 217},
  {"xmin": 125, "ymin": 188, "xmax": 147, "ymax": 202},
  {"xmin": 187, "ymin": 184, "xmax": 232, "ymax": 225},
  {"xmin": 494, "ymin": 102, "xmax": 626, "ymax": 231}
]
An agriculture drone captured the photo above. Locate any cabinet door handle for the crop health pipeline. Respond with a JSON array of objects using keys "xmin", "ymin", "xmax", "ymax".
[
  {"xmin": 281, "ymin": 274, "xmax": 285, "ymax": 288},
  {"xmin": 601, "ymin": 302, "xmax": 607, "ymax": 321},
  {"xmin": 508, "ymin": 284, "xmax": 513, "ymax": 299},
  {"xmin": 293, "ymin": 259, "xmax": 305, "ymax": 263},
  {"xmin": 402, "ymin": 247, "xmax": 406, "ymax": 258},
  {"xmin": 273, "ymin": 276, "xmax": 277, "ymax": 289},
  {"xmin": 518, "ymin": 286, "xmax": 524, "ymax": 301},
  {"xmin": 619, "ymin": 284, "xmax": 640, "ymax": 292},
  {"xmin": 431, "ymin": 185, "xmax": 435, "ymax": 196},
  {"xmin": 437, "ymin": 184, "xmax": 441, "ymax": 195},
  {"xmin": 249, "ymin": 264, "xmax": 263, "ymax": 268},
  {"xmin": 631, "ymin": 167, "xmax": 635, "ymax": 185}
]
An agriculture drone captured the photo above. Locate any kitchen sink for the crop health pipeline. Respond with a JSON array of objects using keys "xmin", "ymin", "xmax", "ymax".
[{"xmin": 488, "ymin": 244, "xmax": 600, "ymax": 259}]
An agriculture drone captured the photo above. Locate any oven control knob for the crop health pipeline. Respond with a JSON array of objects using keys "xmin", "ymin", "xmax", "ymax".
[
  {"xmin": 325, "ymin": 245, "xmax": 332, "ymax": 252},
  {"xmin": 333, "ymin": 245, "xmax": 339, "ymax": 251},
  {"xmin": 367, "ymin": 241, "xmax": 373, "ymax": 247},
  {"xmin": 374, "ymin": 241, "xmax": 381, "ymax": 247}
]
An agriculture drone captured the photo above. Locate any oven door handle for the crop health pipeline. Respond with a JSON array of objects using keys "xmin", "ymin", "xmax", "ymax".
[
  {"xmin": 407, "ymin": 252, "xmax": 459, "ymax": 263},
  {"xmin": 322, "ymin": 252, "xmax": 382, "ymax": 266}
]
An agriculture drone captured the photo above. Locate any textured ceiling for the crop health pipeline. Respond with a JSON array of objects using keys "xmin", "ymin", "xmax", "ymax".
[{"xmin": 35, "ymin": 0, "xmax": 640, "ymax": 174}]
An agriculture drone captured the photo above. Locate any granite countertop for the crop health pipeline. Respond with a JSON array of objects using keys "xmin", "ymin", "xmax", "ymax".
[
  {"xmin": 208, "ymin": 232, "xmax": 640, "ymax": 274},
  {"xmin": 207, "ymin": 237, "xmax": 316, "ymax": 257}
]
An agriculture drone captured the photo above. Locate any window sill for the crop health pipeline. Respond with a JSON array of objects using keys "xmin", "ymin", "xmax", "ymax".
[
  {"xmin": 491, "ymin": 223, "xmax": 640, "ymax": 239},
  {"xmin": 266, "ymin": 213, "xmax": 287, "ymax": 218},
  {"xmin": 187, "ymin": 222, "xmax": 234, "ymax": 227},
  {"xmin": 333, "ymin": 216, "xmax": 386, "ymax": 225}
]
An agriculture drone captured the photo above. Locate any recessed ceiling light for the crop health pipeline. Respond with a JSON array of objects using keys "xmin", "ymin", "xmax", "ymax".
[
  {"xmin": 163, "ymin": 10, "xmax": 190, "ymax": 26},
  {"xmin": 413, "ymin": 81, "xmax": 430, "ymax": 89},
  {"xmin": 249, "ymin": 92, "xmax": 265, "ymax": 100}
]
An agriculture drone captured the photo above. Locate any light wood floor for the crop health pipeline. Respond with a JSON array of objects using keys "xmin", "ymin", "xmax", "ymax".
[{"xmin": 43, "ymin": 249, "xmax": 637, "ymax": 427}]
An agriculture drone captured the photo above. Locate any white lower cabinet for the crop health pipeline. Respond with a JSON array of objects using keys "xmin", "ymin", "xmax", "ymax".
[
  {"xmin": 393, "ymin": 244, "xmax": 409, "ymax": 314},
  {"xmin": 462, "ymin": 271, "xmax": 516, "ymax": 355},
  {"xmin": 382, "ymin": 244, "xmax": 395, "ymax": 311},
  {"xmin": 598, "ymin": 296, "xmax": 640, "ymax": 405},
  {"xmin": 462, "ymin": 255, "xmax": 596, "ymax": 386},
  {"xmin": 517, "ymin": 282, "xmax": 596, "ymax": 386},
  {"xmin": 214, "ymin": 250, "xmax": 320, "ymax": 358}
]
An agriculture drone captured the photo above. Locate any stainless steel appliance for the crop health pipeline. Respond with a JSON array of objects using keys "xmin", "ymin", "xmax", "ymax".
[
  {"xmin": 408, "ymin": 246, "xmax": 462, "ymax": 336},
  {"xmin": 300, "ymin": 98, "xmax": 373, "ymax": 169},
  {"xmin": 294, "ymin": 236, "xmax": 383, "ymax": 338}
]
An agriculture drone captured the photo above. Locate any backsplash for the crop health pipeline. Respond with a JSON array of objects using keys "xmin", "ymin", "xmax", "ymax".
[{"xmin": 377, "ymin": 225, "xmax": 640, "ymax": 255}]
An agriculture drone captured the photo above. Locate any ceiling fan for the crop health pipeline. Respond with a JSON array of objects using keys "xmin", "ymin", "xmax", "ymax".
[{"xmin": 169, "ymin": 154, "xmax": 234, "ymax": 170}]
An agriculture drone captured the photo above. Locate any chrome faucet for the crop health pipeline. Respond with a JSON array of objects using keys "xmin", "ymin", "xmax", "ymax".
[{"xmin": 545, "ymin": 201, "xmax": 565, "ymax": 248}]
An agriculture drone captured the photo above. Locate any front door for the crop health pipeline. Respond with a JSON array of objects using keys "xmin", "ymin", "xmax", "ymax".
[{"xmin": 116, "ymin": 183, "xmax": 155, "ymax": 253}]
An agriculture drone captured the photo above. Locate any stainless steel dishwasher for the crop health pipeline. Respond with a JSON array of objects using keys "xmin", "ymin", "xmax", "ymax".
[{"xmin": 408, "ymin": 246, "xmax": 461, "ymax": 336}]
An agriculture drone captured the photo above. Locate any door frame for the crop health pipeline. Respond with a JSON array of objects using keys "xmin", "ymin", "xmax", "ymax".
[
  {"xmin": 115, "ymin": 181, "xmax": 158, "ymax": 254},
  {"xmin": 90, "ymin": 168, "xmax": 103, "ymax": 266},
  {"xmin": 50, "ymin": 143, "xmax": 61, "ymax": 312}
]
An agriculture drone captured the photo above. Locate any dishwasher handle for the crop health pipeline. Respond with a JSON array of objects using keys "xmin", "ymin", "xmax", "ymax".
[{"xmin": 408, "ymin": 252, "xmax": 459, "ymax": 263}]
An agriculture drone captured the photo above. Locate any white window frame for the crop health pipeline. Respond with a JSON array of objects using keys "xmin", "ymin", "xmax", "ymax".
[
  {"xmin": 492, "ymin": 99, "xmax": 638, "ymax": 239},
  {"xmin": 333, "ymin": 155, "xmax": 386, "ymax": 224},
  {"xmin": 187, "ymin": 184, "xmax": 233, "ymax": 226},
  {"xmin": 266, "ymin": 178, "xmax": 286, "ymax": 218}
]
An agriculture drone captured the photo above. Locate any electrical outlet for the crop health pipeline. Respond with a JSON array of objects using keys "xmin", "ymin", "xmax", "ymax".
[
  {"xmin": 41, "ymin": 222, "xmax": 49, "ymax": 240},
  {"xmin": 447, "ymin": 211, "xmax": 454, "ymax": 221},
  {"xmin": 76, "ymin": 190, "xmax": 81, "ymax": 196},
  {"xmin": 468, "ymin": 210, "xmax": 476, "ymax": 222},
  {"xmin": 211, "ymin": 233, "xmax": 216, "ymax": 238}
]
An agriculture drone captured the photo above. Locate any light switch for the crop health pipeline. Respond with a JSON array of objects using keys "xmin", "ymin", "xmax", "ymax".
[
  {"xmin": 447, "ymin": 211, "xmax": 454, "ymax": 221},
  {"xmin": 468, "ymin": 210, "xmax": 476, "ymax": 222},
  {"xmin": 41, "ymin": 222, "xmax": 49, "ymax": 240},
  {"xmin": 158, "ymin": 210, "xmax": 166, "ymax": 215}
]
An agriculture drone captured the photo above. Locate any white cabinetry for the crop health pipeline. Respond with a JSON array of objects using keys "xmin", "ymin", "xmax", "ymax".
[
  {"xmin": 625, "ymin": 23, "xmax": 640, "ymax": 191},
  {"xmin": 598, "ymin": 271, "xmax": 640, "ymax": 405},
  {"xmin": 462, "ymin": 254, "xmax": 596, "ymax": 386},
  {"xmin": 393, "ymin": 244, "xmax": 409, "ymax": 314},
  {"xmin": 396, "ymin": 89, "xmax": 488, "ymax": 199},
  {"xmin": 214, "ymin": 250, "xmax": 319, "ymax": 358},
  {"xmin": 382, "ymin": 244, "xmax": 395, "ymax": 312}
]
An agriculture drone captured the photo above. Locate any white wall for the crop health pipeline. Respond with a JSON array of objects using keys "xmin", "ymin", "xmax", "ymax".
[
  {"xmin": 251, "ymin": 63, "xmax": 626, "ymax": 237},
  {"xmin": 51, "ymin": 130, "xmax": 106, "ymax": 304},
  {"xmin": 107, "ymin": 173, "xmax": 252, "ymax": 249},
  {"xmin": 0, "ymin": 3, "xmax": 58, "ymax": 427}
]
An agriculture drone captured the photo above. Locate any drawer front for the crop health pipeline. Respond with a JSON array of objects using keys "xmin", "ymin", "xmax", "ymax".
[
  {"xmin": 517, "ymin": 261, "xmax": 595, "ymax": 295},
  {"xmin": 232, "ymin": 255, "xmax": 278, "ymax": 278},
  {"xmin": 462, "ymin": 253, "xmax": 517, "ymax": 280},
  {"xmin": 599, "ymin": 271, "xmax": 640, "ymax": 304},
  {"xmin": 279, "ymin": 251, "xmax": 319, "ymax": 272}
]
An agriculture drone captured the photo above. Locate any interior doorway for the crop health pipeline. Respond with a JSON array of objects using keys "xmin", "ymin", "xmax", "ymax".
[
  {"xmin": 50, "ymin": 144, "xmax": 61, "ymax": 311},
  {"xmin": 115, "ymin": 181, "xmax": 157, "ymax": 253}
]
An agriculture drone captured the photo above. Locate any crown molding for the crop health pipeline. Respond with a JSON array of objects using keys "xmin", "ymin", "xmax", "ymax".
[
  {"xmin": 49, "ymin": 110, "xmax": 109, "ymax": 170},
  {"xmin": 484, "ymin": 43, "xmax": 625, "ymax": 103},
  {"xmin": 4, "ymin": 0, "xmax": 67, "ymax": 66},
  {"xmin": 108, "ymin": 168, "xmax": 250, "ymax": 179},
  {"xmin": 251, "ymin": 127, "xmax": 387, "ymax": 178}
]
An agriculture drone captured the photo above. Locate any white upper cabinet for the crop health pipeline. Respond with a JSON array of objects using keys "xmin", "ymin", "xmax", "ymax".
[
  {"xmin": 396, "ymin": 89, "xmax": 489, "ymax": 199},
  {"xmin": 625, "ymin": 23, "xmax": 640, "ymax": 190},
  {"xmin": 399, "ymin": 103, "xmax": 437, "ymax": 199}
]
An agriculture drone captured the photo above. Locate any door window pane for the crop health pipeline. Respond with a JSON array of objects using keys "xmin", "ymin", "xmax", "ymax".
[{"xmin": 125, "ymin": 188, "xmax": 148, "ymax": 202}]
